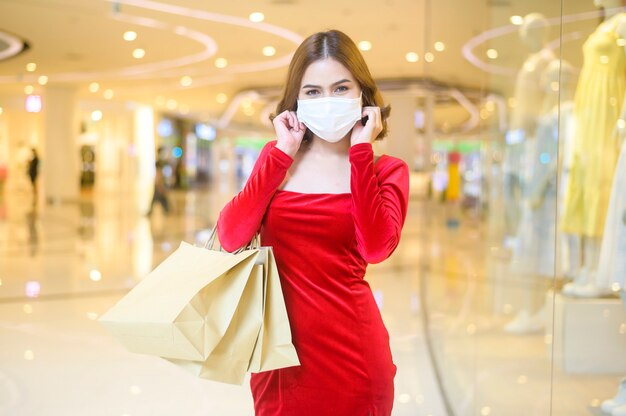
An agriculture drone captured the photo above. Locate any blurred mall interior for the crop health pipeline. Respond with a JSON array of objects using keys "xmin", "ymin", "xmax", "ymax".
[{"xmin": 1, "ymin": 0, "xmax": 626, "ymax": 415}]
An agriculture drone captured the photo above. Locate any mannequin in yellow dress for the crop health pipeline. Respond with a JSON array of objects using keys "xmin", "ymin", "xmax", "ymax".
[{"xmin": 561, "ymin": 0, "xmax": 626, "ymax": 298}]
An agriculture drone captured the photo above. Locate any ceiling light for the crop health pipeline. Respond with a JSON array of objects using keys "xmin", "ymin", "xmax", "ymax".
[
  {"xmin": 103, "ymin": 89, "xmax": 114, "ymax": 99},
  {"xmin": 133, "ymin": 48, "xmax": 146, "ymax": 59},
  {"xmin": 24, "ymin": 85, "xmax": 34, "ymax": 94},
  {"xmin": 25, "ymin": 95, "xmax": 42, "ymax": 113},
  {"xmin": 486, "ymin": 49, "xmax": 498, "ymax": 59},
  {"xmin": 262, "ymin": 46, "xmax": 276, "ymax": 57},
  {"xmin": 618, "ymin": 39, "xmax": 626, "ymax": 46},
  {"xmin": 243, "ymin": 106, "xmax": 255, "ymax": 116},
  {"xmin": 424, "ymin": 52, "xmax": 434, "ymax": 63},
  {"xmin": 91, "ymin": 110, "xmax": 103, "ymax": 121},
  {"xmin": 166, "ymin": 99, "xmax": 177, "ymax": 110},
  {"xmin": 26, "ymin": 62, "xmax": 36, "ymax": 72},
  {"xmin": 89, "ymin": 269, "xmax": 102, "ymax": 282},
  {"xmin": 215, "ymin": 58, "xmax": 228, "ymax": 68},
  {"xmin": 358, "ymin": 41, "xmax": 372, "ymax": 51},
  {"xmin": 123, "ymin": 31, "xmax": 137, "ymax": 41},
  {"xmin": 510, "ymin": 15, "xmax": 524, "ymax": 25},
  {"xmin": 89, "ymin": 82, "xmax": 100, "ymax": 93},
  {"xmin": 434, "ymin": 42, "xmax": 445, "ymax": 52},
  {"xmin": 180, "ymin": 76, "xmax": 192, "ymax": 87},
  {"xmin": 249, "ymin": 12, "xmax": 265, "ymax": 22},
  {"xmin": 216, "ymin": 93, "xmax": 228, "ymax": 104},
  {"xmin": 405, "ymin": 52, "xmax": 419, "ymax": 63},
  {"xmin": 0, "ymin": 107, "xmax": 3, "ymax": 116},
  {"xmin": 37, "ymin": 75, "xmax": 48, "ymax": 85}
]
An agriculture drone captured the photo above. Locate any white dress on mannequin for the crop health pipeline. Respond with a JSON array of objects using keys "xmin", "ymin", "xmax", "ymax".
[
  {"xmin": 504, "ymin": 47, "xmax": 555, "ymax": 236},
  {"xmin": 518, "ymin": 110, "xmax": 558, "ymax": 277},
  {"xmin": 596, "ymin": 140, "xmax": 626, "ymax": 291}
]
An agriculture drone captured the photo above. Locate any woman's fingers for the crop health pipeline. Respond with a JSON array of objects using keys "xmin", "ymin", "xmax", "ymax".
[{"xmin": 361, "ymin": 106, "xmax": 382, "ymax": 138}]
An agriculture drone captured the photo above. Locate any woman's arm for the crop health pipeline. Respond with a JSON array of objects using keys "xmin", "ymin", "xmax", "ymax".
[
  {"xmin": 217, "ymin": 141, "xmax": 293, "ymax": 252},
  {"xmin": 349, "ymin": 143, "xmax": 410, "ymax": 264}
]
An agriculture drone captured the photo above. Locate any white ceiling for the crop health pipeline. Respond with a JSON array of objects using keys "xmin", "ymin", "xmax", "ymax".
[{"xmin": 0, "ymin": 0, "xmax": 603, "ymax": 130}]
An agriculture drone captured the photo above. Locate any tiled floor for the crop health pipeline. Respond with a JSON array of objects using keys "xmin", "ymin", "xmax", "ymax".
[{"xmin": 0, "ymin": 181, "xmax": 622, "ymax": 415}]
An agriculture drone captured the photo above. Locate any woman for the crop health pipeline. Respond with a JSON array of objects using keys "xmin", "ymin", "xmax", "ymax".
[{"xmin": 217, "ymin": 30, "xmax": 409, "ymax": 416}]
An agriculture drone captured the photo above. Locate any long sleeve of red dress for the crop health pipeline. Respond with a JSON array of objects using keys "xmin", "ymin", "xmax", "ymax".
[
  {"xmin": 217, "ymin": 142, "xmax": 293, "ymax": 252},
  {"xmin": 349, "ymin": 142, "xmax": 409, "ymax": 263}
]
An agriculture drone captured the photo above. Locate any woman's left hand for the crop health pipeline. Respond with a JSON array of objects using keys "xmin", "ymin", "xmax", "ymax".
[{"xmin": 350, "ymin": 106, "xmax": 382, "ymax": 146}]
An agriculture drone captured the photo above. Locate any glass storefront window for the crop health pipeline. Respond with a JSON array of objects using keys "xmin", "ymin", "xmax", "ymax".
[{"xmin": 417, "ymin": 1, "xmax": 626, "ymax": 415}]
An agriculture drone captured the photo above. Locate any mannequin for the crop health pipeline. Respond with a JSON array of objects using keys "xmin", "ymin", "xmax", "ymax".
[
  {"xmin": 504, "ymin": 60, "xmax": 577, "ymax": 334},
  {"xmin": 503, "ymin": 13, "xmax": 555, "ymax": 239},
  {"xmin": 561, "ymin": 0, "xmax": 626, "ymax": 298}
]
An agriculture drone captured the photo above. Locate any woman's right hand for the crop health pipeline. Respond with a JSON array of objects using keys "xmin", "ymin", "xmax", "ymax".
[{"xmin": 273, "ymin": 110, "xmax": 306, "ymax": 158}]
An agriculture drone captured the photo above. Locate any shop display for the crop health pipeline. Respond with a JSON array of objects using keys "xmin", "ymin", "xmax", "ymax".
[{"xmin": 561, "ymin": 1, "xmax": 626, "ymax": 298}]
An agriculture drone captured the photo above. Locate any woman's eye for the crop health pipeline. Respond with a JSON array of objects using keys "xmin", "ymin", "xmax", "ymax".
[
  {"xmin": 335, "ymin": 85, "xmax": 348, "ymax": 93},
  {"xmin": 305, "ymin": 89, "xmax": 319, "ymax": 96}
]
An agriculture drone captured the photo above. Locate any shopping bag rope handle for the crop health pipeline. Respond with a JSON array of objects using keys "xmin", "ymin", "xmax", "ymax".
[{"xmin": 204, "ymin": 227, "xmax": 260, "ymax": 254}]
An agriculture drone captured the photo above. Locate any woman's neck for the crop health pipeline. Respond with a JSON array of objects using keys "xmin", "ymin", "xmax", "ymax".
[{"xmin": 306, "ymin": 135, "xmax": 351, "ymax": 156}]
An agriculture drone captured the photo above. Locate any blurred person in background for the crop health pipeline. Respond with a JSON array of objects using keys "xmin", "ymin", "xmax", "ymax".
[
  {"xmin": 147, "ymin": 157, "xmax": 170, "ymax": 216},
  {"xmin": 27, "ymin": 148, "xmax": 39, "ymax": 205}
]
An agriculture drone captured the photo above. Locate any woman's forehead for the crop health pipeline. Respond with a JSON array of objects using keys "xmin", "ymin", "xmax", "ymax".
[{"xmin": 301, "ymin": 58, "xmax": 355, "ymax": 85}]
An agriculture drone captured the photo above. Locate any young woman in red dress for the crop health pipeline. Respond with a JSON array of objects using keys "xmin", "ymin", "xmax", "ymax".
[{"xmin": 217, "ymin": 29, "xmax": 410, "ymax": 416}]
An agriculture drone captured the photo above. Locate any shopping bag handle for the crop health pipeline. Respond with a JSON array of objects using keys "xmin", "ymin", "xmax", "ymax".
[{"xmin": 204, "ymin": 227, "xmax": 260, "ymax": 253}]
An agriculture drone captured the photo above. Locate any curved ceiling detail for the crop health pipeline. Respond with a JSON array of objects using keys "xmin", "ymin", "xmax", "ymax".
[
  {"xmin": 0, "ymin": 30, "xmax": 27, "ymax": 62},
  {"xmin": 106, "ymin": 0, "xmax": 304, "ymax": 74},
  {"xmin": 0, "ymin": 0, "xmax": 303, "ymax": 85}
]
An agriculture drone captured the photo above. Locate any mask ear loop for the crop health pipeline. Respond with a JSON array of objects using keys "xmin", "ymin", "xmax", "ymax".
[{"xmin": 358, "ymin": 92, "xmax": 367, "ymax": 126}]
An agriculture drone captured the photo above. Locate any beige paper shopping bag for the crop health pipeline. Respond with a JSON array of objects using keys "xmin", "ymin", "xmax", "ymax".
[
  {"xmin": 166, "ymin": 255, "xmax": 265, "ymax": 384},
  {"xmin": 166, "ymin": 246, "xmax": 299, "ymax": 384},
  {"xmin": 248, "ymin": 247, "xmax": 300, "ymax": 373},
  {"xmin": 99, "ymin": 241, "xmax": 261, "ymax": 361}
]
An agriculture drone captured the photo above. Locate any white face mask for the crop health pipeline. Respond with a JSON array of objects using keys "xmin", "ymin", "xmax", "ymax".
[{"xmin": 296, "ymin": 94, "xmax": 362, "ymax": 142}]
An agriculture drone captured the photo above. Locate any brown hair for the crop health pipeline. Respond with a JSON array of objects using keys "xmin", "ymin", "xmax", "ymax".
[{"xmin": 271, "ymin": 30, "xmax": 391, "ymax": 140}]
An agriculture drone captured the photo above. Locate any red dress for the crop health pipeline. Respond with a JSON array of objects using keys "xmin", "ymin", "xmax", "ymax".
[{"xmin": 217, "ymin": 141, "xmax": 409, "ymax": 416}]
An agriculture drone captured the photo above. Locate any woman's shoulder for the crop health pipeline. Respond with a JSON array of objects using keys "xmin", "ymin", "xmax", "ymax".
[
  {"xmin": 375, "ymin": 154, "xmax": 408, "ymax": 171},
  {"xmin": 375, "ymin": 154, "xmax": 409, "ymax": 182}
]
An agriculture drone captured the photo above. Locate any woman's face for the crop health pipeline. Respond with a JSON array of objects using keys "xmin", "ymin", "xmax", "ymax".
[{"xmin": 298, "ymin": 58, "xmax": 361, "ymax": 100}]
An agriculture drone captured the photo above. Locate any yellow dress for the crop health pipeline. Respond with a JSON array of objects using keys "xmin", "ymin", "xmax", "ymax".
[{"xmin": 561, "ymin": 13, "xmax": 626, "ymax": 237}]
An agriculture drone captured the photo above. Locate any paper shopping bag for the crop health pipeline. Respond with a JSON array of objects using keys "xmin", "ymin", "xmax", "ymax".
[
  {"xmin": 99, "ymin": 241, "xmax": 261, "ymax": 362},
  {"xmin": 248, "ymin": 247, "xmax": 300, "ymax": 372},
  {"xmin": 166, "ymin": 255, "xmax": 265, "ymax": 384},
  {"xmin": 166, "ymin": 246, "xmax": 300, "ymax": 384}
]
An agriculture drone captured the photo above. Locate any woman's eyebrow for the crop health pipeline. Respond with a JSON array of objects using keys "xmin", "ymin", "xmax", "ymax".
[{"xmin": 301, "ymin": 79, "xmax": 352, "ymax": 89}]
